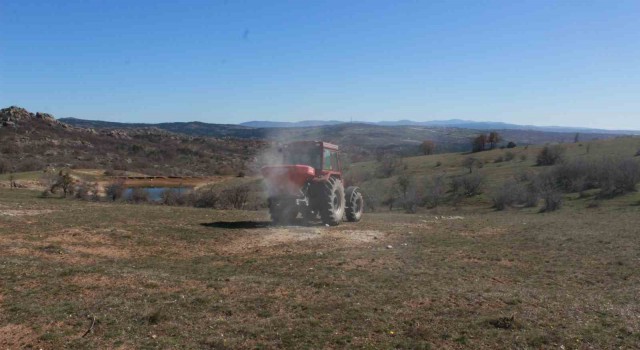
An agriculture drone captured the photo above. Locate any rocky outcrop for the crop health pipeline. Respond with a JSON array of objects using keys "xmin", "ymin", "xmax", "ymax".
[{"xmin": 0, "ymin": 106, "xmax": 71, "ymax": 128}]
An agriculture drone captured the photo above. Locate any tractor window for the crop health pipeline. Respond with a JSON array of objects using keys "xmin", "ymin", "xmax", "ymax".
[
  {"xmin": 323, "ymin": 149, "xmax": 332, "ymax": 170},
  {"xmin": 331, "ymin": 151, "xmax": 339, "ymax": 171},
  {"xmin": 282, "ymin": 144, "xmax": 322, "ymax": 169},
  {"xmin": 323, "ymin": 149, "xmax": 339, "ymax": 171}
]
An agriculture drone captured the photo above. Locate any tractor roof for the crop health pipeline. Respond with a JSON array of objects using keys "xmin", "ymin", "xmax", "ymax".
[{"xmin": 285, "ymin": 141, "xmax": 339, "ymax": 151}]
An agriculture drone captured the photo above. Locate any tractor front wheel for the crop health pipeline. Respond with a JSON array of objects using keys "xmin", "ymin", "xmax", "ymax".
[
  {"xmin": 345, "ymin": 186, "xmax": 364, "ymax": 222},
  {"xmin": 317, "ymin": 177, "xmax": 345, "ymax": 226}
]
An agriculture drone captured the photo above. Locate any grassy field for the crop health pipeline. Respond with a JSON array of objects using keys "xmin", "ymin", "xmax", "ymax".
[{"xmin": 1, "ymin": 187, "xmax": 639, "ymax": 349}]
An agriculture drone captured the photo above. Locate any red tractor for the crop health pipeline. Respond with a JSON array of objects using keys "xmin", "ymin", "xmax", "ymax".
[{"xmin": 261, "ymin": 141, "xmax": 364, "ymax": 226}]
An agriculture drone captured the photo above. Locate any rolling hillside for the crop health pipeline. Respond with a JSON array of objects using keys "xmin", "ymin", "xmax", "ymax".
[
  {"xmin": 347, "ymin": 136, "xmax": 640, "ymax": 211},
  {"xmin": 61, "ymin": 115, "xmax": 626, "ymax": 162}
]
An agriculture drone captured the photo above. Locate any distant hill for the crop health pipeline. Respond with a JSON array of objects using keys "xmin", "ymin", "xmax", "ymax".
[
  {"xmin": 60, "ymin": 117, "xmax": 264, "ymax": 139},
  {"xmin": 240, "ymin": 120, "xmax": 344, "ymax": 128},
  {"xmin": 240, "ymin": 118, "xmax": 640, "ymax": 135}
]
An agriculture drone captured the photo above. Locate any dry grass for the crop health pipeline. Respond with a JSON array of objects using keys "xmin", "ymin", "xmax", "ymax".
[{"xmin": 1, "ymin": 188, "xmax": 639, "ymax": 349}]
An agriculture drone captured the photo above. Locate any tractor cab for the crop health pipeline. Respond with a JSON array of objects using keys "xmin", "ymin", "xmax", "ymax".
[{"xmin": 279, "ymin": 141, "xmax": 341, "ymax": 176}]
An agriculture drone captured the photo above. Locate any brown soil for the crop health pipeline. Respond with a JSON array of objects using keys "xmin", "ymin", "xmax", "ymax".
[
  {"xmin": 0, "ymin": 324, "xmax": 41, "ymax": 349},
  {"xmin": 222, "ymin": 227, "xmax": 386, "ymax": 255}
]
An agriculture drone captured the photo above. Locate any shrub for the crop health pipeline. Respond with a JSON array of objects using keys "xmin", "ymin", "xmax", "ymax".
[
  {"xmin": 395, "ymin": 175, "xmax": 418, "ymax": 213},
  {"xmin": 193, "ymin": 188, "xmax": 221, "ymax": 208},
  {"xmin": 541, "ymin": 190, "xmax": 563, "ymax": 212},
  {"xmin": 523, "ymin": 183, "xmax": 540, "ymax": 207},
  {"xmin": 597, "ymin": 158, "xmax": 640, "ymax": 197},
  {"xmin": 75, "ymin": 182, "xmax": 93, "ymax": 200},
  {"xmin": 0, "ymin": 158, "xmax": 10, "ymax": 174},
  {"xmin": 222, "ymin": 185, "xmax": 250, "ymax": 210},
  {"xmin": 105, "ymin": 180, "xmax": 126, "ymax": 201},
  {"xmin": 422, "ymin": 175, "xmax": 446, "ymax": 208},
  {"xmin": 519, "ymin": 154, "xmax": 528, "ymax": 162},
  {"xmin": 536, "ymin": 145, "xmax": 565, "ymax": 166},
  {"xmin": 491, "ymin": 180, "xmax": 524, "ymax": 210},
  {"xmin": 494, "ymin": 156, "xmax": 504, "ymax": 163},
  {"xmin": 450, "ymin": 173, "xmax": 485, "ymax": 198},
  {"xmin": 635, "ymin": 148, "xmax": 640, "ymax": 157},
  {"xmin": 506, "ymin": 141, "xmax": 517, "ymax": 149},
  {"xmin": 160, "ymin": 188, "xmax": 189, "ymax": 206},
  {"xmin": 532, "ymin": 171, "xmax": 562, "ymax": 212},
  {"xmin": 504, "ymin": 151, "xmax": 516, "ymax": 161},
  {"xmin": 359, "ymin": 186, "xmax": 380, "ymax": 212},
  {"xmin": 129, "ymin": 188, "xmax": 149, "ymax": 203},
  {"xmin": 551, "ymin": 160, "xmax": 597, "ymax": 193}
]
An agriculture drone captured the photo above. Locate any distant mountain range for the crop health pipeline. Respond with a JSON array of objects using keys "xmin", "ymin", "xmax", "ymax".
[{"xmin": 240, "ymin": 119, "xmax": 640, "ymax": 135}]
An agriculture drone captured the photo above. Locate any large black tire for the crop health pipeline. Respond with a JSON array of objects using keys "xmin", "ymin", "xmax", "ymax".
[
  {"xmin": 345, "ymin": 186, "xmax": 364, "ymax": 222},
  {"xmin": 269, "ymin": 198, "xmax": 298, "ymax": 225},
  {"xmin": 317, "ymin": 177, "xmax": 345, "ymax": 226}
]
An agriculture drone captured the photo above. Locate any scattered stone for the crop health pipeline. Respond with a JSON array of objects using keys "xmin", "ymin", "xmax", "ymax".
[{"xmin": 386, "ymin": 245, "xmax": 393, "ymax": 249}]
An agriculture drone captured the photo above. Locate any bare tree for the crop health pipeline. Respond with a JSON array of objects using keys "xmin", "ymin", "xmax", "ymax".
[
  {"xmin": 462, "ymin": 157, "xmax": 481, "ymax": 174},
  {"xmin": 50, "ymin": 171, "xmax": 74, "ymax": 197},
  {"xmin": 223, "ymin": 185, "xmax": 250, "ymax": 210},
  {"xmin": 488, "ymin": 132, "xmax": 502, "ymax": 149},
  {"xmin": 472, "ymin": 134, "xmax": 487, "ymax": 152},
  {"xmin": 420, "ymin": 140, "xmax": 436, "ymax": 155},
  {"xmin": 375, "ymin": 155, "xmax": 403, "ymax": 178},
  {"xmin": 536, "ymin": 145, "xmax": 565, "ymax": 166},
  {"xmin": 423, "ymin": 175, "xmax": 446, "ymax": 208}
]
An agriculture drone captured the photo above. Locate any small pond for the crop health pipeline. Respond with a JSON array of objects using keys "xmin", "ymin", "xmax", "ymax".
[{"xmin": 123, "ymin": 187, "xmax": 193, "ymax": 202}]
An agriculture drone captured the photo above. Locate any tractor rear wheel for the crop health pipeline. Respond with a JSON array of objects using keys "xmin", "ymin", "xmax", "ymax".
[
  {"xmin": 345, "ymin": 186, "xmax": 364, "ymax": 222},
  {"xmin": 317, "ymin": 177, "xmax": 345, "ymax": 226}
]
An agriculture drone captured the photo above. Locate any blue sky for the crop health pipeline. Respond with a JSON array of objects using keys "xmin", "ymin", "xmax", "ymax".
[{"xmin": 1, "ymin": 0, "xmax": 639, "ymax": 129}]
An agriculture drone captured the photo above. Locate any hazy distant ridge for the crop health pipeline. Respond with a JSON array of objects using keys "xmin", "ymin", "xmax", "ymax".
[{"xmin": 239, "ymin": 119, "xmax": 640, "ymax": 135}]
